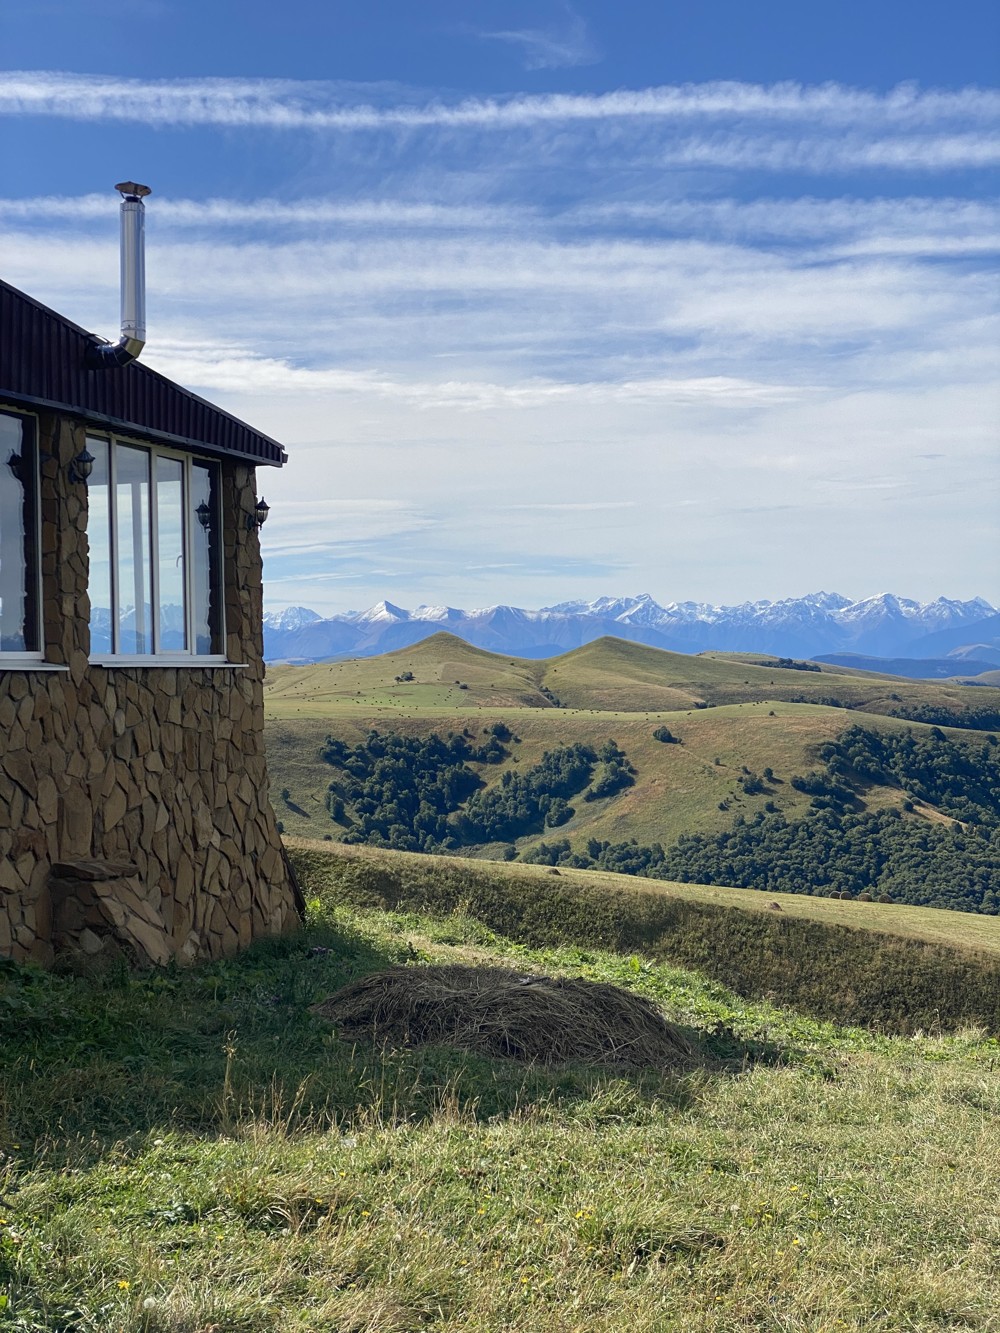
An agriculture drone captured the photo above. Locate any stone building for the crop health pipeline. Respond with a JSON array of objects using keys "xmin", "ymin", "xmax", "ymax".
[{"xmin": 0, "ymin": 210, "xmax": 300, "ymax": 967}]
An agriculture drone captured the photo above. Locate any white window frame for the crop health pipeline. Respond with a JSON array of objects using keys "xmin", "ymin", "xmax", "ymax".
[
  {"xmin": 0, "ymin": 407, "xmax": 44, "ymax": 667},
  {"xmin": 87, "ymin": 433, "xmax": 229, "ymax": 665}
]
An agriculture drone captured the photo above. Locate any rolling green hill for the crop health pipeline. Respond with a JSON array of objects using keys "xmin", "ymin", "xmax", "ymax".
[
  {"xmin": 265, "ymin": 634, "xmax": 999, "ymax": 844},
  {"xmin": 264, "ymin": 631, "xmax": 1000, "ymax": 721}
]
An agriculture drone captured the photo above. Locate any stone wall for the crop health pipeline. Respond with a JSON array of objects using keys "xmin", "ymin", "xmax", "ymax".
[{"xmin": 0, "ymin": 407, "xmax": 299, "ymax": 967}]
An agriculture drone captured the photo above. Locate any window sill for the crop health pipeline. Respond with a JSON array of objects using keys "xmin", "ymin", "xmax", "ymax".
[
  {"xmin": 0, "ymin": 658, "xmax": 71, "ymax": 672},
  {"xmin": 89, "ymin": 657, "xmax": 250, "ymax": 669}
]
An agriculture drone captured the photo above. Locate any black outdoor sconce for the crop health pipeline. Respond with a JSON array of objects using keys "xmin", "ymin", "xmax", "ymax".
[
  {"xmin": 68, "ymin": 447, "xmax": 95, "ymax": 484},
  {"xmin": 195, "ymin": 501, "xmax": 212, "ymax": 530},
  {"xmin": 247, "ymin": 496, "xmax": 270, "ymax": 530}
]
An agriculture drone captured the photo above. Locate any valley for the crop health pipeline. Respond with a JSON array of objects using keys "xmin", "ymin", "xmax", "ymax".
[{"xmin": 264, "ymin": 634, "xmax": 1000, "ymax": 914}]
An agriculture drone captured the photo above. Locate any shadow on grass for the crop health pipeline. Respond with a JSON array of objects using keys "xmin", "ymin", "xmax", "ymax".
[{"xmin": 0, "ymin": 916, "xmax": 786, "ymax": 1167}]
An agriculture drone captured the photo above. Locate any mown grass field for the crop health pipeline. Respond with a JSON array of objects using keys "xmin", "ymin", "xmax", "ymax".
[{"xmin": 2, "ymin": 844, "xmax": 999, "ymax": 1331}]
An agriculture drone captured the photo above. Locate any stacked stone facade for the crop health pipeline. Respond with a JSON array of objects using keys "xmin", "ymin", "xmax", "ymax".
[{"xmin": 0, "ymin": 408, "xmax": 299, "ymax": 967}]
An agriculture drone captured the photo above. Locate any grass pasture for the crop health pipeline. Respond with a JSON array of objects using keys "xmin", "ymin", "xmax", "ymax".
[
  {"xmin": 264, "ymin": 632, "xmax": 1000, "ymax": 722},
  {"xmin": 287, "ymin": 840, "xmax": 1000, "ymax": 1033},
  {"xmin": 265, "ymin": 700, "xmax": 966, "ymax": 853},
  {"xmin": 263, "ymin": 632, "xmax": 1000, "ymax": 859},
  {"xmin": 2, "ymin": 846, "xmax": 1000, "ymax": 1331}
]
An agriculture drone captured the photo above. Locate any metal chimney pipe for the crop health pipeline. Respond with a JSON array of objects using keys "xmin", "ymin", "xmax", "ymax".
[{"xmin": 86, "ymin": 181, "xmax": 151, "ymax": 370}]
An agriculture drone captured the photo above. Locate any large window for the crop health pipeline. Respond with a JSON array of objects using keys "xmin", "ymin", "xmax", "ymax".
[
  {"xmin": 87, "ymin": 437, "xmax": 223, "ymax": 659},
  {"xmin": 0, "ymin": 410, "xmax": 40, "ymax": 658}
]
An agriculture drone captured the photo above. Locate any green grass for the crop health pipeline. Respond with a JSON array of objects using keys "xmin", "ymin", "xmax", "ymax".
[
  {"xmin": 2, "ymin": 860, "xmax": 1000, "ymax": 1331},
  {"xmin": 265, "ymin": 702, "xmax": 969, "ymax": 852},
  {"xmin": 286, "ymin": 840, "xmax": 1000, "ymax": 1034},
  {"xmin": 264, "ymin": 633, "xmax": 1000, "ymax": 855},
  {"xmin": 264, "ymin": 632, "xmax": 1000, "ymax": 721}
]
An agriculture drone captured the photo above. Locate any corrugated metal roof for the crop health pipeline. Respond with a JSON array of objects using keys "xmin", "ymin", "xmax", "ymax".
[{"xmin": 0, "ymin": 280, "xmax": 287, "ymax": 467}]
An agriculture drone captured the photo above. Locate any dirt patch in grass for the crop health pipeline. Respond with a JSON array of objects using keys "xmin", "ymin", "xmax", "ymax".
[{"xmin": 313, "ymin": 963, "xmax": 694, "ymax": 1070}]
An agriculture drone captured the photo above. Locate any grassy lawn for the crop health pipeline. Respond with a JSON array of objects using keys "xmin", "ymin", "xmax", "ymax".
[{"xmin": 2, "ymin": 857, "xmax": 1000, "ymax": 1331}]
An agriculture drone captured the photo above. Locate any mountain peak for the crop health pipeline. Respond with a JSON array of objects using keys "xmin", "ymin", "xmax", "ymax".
[
  {"xmin": 263, "ymin": 592, "xmax": 1000, "ymax": 665},
  {"xmin": 353, "ymin": 600, "xmax": 410, "ymax": 624}
]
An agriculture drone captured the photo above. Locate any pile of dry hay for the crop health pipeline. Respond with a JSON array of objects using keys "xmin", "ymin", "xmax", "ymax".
[{"xmin": 313, "ymin": 964, "xmax": 693, "ymax": 1070}]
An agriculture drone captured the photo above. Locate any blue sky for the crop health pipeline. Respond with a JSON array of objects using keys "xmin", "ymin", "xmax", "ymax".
[{"xmin": 2, "ymin": 1, "xmax": 998, "ymax": 612}]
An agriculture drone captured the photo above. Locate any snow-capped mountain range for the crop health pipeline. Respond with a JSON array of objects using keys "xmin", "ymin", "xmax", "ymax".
[{"xmin": 262, "ymin": 592, "xmax": 1000, "ymax": 671}]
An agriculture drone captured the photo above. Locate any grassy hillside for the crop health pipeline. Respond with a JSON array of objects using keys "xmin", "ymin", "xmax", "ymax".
[
  {"xmin": 287, "ymin": 840, "xmax": 1000, "ymax": 1031},
  {"xmin": 266, "ymin": 698, "xmax": 975, "ymax": 854},
  {"xmin": 264, "ymin": 631, "xmax": 1000, "ymax": 721},
  {"xmin": 2, "ymin": 852, "xmax": 998, "ymax": 1331},
  {"xmin": 265, "ymin": 635, "xmax": 1000, "ymax": 915}
]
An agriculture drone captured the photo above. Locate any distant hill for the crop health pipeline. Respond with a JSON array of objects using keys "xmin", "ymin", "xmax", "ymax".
[
  {"xmin": 906, "ymin": 611, "xmax": 1000, "ymax": 660},
  {"xmin": 264, "ymin": 591, "xmax": 997, "ymax": 665},
  {"xmin": 265, "ymin": 633, "xmax": 1000, "ymax": 916},
  {"xmin": 816, "ymin": 653, "xmax": 999, "ymax": 679}
]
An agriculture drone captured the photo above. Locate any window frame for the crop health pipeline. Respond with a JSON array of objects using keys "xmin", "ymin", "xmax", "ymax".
[
  {"xmin": 86, "ymin": 432, "xmax": 228, "ymax": 664},
  {"xmin": 0, "ymin": 407, "xmax": 43, "ymax": 666}
]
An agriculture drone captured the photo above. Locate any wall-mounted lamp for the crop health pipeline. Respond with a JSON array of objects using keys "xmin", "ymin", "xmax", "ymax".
[
  {"xmin": 247, "ymin": 496, "xmax": 270, "ymax": 530},
  {"xmin": 69, "ymin": 448, "xmax": 95, "ymax": 484},
  {"xmin": 195, "ymin": 501, "xmax": 212, "ymax": 530},
  {"xmin": 7, "ymin": 450, "xmax": 23, "ymax": 482}
]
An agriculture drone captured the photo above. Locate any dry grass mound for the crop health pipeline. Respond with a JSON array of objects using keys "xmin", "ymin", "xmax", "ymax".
[{"xmin": 313, "ymin": 964, "xmax": 693, "ymax": 1070}]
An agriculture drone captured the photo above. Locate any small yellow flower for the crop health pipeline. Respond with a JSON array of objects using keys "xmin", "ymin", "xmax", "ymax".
[
  {"xmin": 361, "ymin": 1210, "xmax": 370, "ymax": 1217},
  {"xmin": 117, "ymin": 1280, "xmax": 130, "ymax": 1290},
  {"xmin": 534, "ymin": 1217, "xmax": 543, "ymax": 1224},
  {"xmin": 477, "ymin": 1207, "xmax": 487, "ymax": 1215}
]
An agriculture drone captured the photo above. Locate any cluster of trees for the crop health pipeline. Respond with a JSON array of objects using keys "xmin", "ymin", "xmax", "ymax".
[
  {"xmin": 321, "ymin": 730, "xmax": 494, "ymax": 851},
  {"xmin": 664, "ymin": 809, "xmax": 1000, "ymax": 913},
  {"xmin": 520, "ymin": 813, "xmax": 1000, "ymax": 914},
  {"xmin": 819, "ymin": 725, "xmax": 1000, "ymax": 826},
  {"xmin": 459, "ymin": 743, "xmax": 599, "ymax": 842},
  {"xmin": 519, "ymin": 723, "xmax": 1000, "ymax": 914},
  {"xmin": 321, "ymin": 728, "xmax": 635, "ymax": 851},
  {"xmin": 583, "ymin": 741, "xmax": 635, "ymax": 801},
  {"xmin": 769, "ymin": 657, "xmax": 821, "ymax": 672},
  {"xmin": 317, "ymin": 717, "xmax": 1000, "ymax": 915},
  {"xmin": 888, "ymin": 703, "xmax": 1000, "ymax": 731}
]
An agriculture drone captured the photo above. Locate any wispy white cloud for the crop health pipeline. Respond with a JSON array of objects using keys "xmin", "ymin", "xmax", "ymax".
[
  {"xmin": 139, "ymin": 342, "xmax": 803, "ymax": 411},
  {"xmin": 2, "ymin": 71, "xmax": 997, "ymax": 133},
  {"xmin": 656, "ymin": 133, "xmax": 1000, "ymax": 172},
  {"xmin": 478, "ymin": 3, "xmax": 599, "ymax": 71},
  {"xmin": 5, "ymin": 192, "xmax": 998, "ymax": 245},
  {"xmin": 2, "ymin": 71, "xmax": 996, "ymax": 607},
  {"xmin": 0, "ymin": 193, "xmax": 516, "ymax": 230}
]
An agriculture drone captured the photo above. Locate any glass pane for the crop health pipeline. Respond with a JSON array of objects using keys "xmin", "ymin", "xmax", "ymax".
[
  {"xmin": 191, "ymin": 461, "xmax": 222, "ymax": 654},
  {"xmin": 0, "ymin": 412, "xmax": 38, "ymax": 652},
  {"xmin": 86, "ymin": 438, "xmax": 113, "ymax": 654},
  {"xmin": 155, "ymin": 455, "xmax": 187, "ymax": 651},
  {"xmin": 115, "ymin": 445, "xmax": 151, "ymax": 654}
]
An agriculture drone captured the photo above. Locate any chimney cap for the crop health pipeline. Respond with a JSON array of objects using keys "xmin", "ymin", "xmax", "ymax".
[{"xmin": 114, "ymin": 181, "xmax": 151, "ymax": 199}]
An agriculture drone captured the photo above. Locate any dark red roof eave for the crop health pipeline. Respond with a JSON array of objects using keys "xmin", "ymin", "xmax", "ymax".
[{"xmin": 0, "ymin": 279, "xmax": 287, "ymax": 468}]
